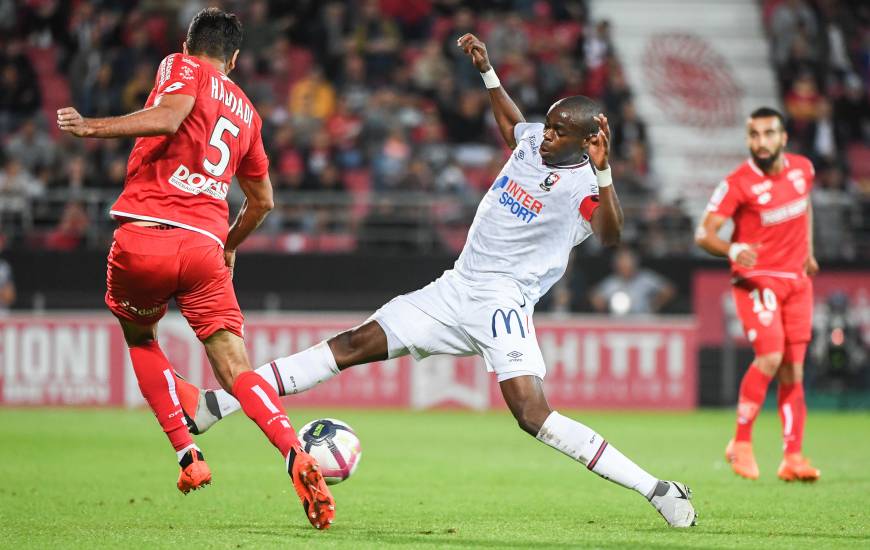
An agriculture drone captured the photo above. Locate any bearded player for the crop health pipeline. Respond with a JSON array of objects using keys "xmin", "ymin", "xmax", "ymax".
[
  {"xmin": 695, "ymin": 107, "xmax": 820, "ymax": 482},
  {"xmin": 56, "ymin": 8, "xmax": 335, "ymax": 529},
  {"xmin": 176, "ymin": 33, "xmax": 697, "ymax": 528}
]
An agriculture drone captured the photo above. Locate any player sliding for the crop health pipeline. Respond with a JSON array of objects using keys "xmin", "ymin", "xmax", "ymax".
[
  {"xmin": 696, "ymin": 108, "xmax": 820, "ymax": 482},
  {"xmin": 56, "ymin": 8, "xmax": 335, "ymax": 529},
  {"xmin": 177, "ymin": 33, "xmax": 697, "ymax": 527}
]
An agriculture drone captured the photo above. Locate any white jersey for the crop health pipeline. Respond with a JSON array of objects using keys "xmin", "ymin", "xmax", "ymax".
[{"xmin": 453, "ymin": 122, "xmax": 600, "ymax": 303}]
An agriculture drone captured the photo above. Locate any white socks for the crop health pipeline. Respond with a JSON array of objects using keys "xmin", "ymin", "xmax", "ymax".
[
  {"xmin": 536, "ymin": 411, "xmax": 658, "ymax": 498},
  {"xmin": 212, "ymin": 341, "xmax": 340, "ymax": 418}
]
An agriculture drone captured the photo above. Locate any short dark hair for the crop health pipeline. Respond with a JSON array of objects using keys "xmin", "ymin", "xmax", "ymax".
[
  {"xmin": 186, "ymin": 8, "xmax": 243, "ymax": 61},
  {"xmin": 555, "ymin": 95, "xmax": 601, "ymax": 136},
  {"xmin": 749, "ymin": 106, "xmax": 786, "ymax": 127}
]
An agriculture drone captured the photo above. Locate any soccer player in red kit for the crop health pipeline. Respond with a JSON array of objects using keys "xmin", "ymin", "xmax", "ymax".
[
  {"xmin": 56, "ymin": 8, "xmax": 335, "ymax": 528},
  {"xmin": 696, "ymin": 107, "xmax": 820, "ymax": 482}
]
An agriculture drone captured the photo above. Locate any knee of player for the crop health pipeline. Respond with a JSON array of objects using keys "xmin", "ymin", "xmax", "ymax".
[
  {"xmin": 754, "ymin": 352, "xmax": 784, "ymax": 374},
  {"xmin": 512, "ymin": 403, "xmax": 551, "ymax": 436}
]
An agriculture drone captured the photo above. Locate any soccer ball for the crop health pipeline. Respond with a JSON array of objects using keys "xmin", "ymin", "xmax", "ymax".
[{"xmin": 298, "ymin": 418, "xmax": 362, "ymax": 485}]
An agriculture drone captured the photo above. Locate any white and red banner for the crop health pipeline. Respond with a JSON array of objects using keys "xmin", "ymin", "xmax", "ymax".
[{"xmin": 0, "ymin": 313, "xmax": 697, "ymax": 409}]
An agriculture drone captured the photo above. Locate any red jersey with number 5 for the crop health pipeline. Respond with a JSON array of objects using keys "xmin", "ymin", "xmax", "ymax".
[
  {"xmin": 110, "ymin": 53, "xmax": 269, "ymax": 246},
  {"xmin": 705, "ymin": 153, "xmax": 814, "ymax": 279}
]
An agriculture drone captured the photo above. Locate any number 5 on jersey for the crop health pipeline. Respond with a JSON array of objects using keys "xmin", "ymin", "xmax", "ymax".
[{"xmin": 204, "ymin": 116, "xmax": 239, "ymax": 177}]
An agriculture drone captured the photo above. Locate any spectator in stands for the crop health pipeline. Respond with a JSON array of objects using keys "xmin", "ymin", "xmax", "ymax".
[
  {"xmin": 612, "ymin": 100, "xmax": 647, "ymax": 160},
  {"xmin": 412, "ymin": 39, "xmax": 452, "ymax": 95},
  {"xmin": 0, "ymin": 235, "xmax": 14, "ymax": 313},
  {"xmin": 350, "ymin": 0, "xmax": 401, "ymax": 84},
  {"xmin": 4, "ymin": 119, "xmax": 55, "ymax": 174},
  {"xmin": 43, "ymin": 201, "xmax": 89, "ymax": 251},
  {"xmin": 590, "ymin": 248, "xmax": 675, "ymax": 315},
  {"xmin": 290, "ymin": 66, "xmax": 337, "ymax": 122},
  {"xmin": 834, "ymin": 73, "xmax": 870, "ymax": 144},
  {"xmin": 0, "ymin": 39, "xmax": 41, "ymax": 133},
  {"xmin": 770, "ymin": 0, "xmax": 818, "ymax": 71}
]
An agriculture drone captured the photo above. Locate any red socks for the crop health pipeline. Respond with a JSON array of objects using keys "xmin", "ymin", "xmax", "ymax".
[
  {"xmin": 128, "ymin": 341, "xmax": 195, "ymax": 454},
  {"xmin": 735, "ymin": 364, "xmax": 772, "ymax": 442},
  {"xmin": 232, "ymin": 371, "xmax": 300, "ymax": 458},
  {"xmin": 778, "ymin": 382, "xmax": 806, "ymax": 454}
]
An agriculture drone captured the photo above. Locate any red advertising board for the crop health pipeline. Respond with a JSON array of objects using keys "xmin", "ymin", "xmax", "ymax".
[{"xmin": 0, "ymin": 313, "xmax": 697, "ymax": 409}]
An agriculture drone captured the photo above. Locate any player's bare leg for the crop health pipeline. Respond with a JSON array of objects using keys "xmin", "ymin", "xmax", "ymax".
[
  {"xmin": 775, "ymin": 361, "xmax": 820, "ymax": 482},
  {"xmin": 726, "ymin": 351, "xmax": 781, "ymax": 480},
  {"xmin": 177, "ymin": 320, "xmax": 389, "ymax": 433},
  {"xmin": 500, "ymin": 376, "xmax": 697, "ymax": 528},
  {"xmin": 118, "ymin": 319, "xmax": 211, "ymax": 493},
  {"xmin": 201, "ymin": 329, "xmax": 335, "ymax": 528}
]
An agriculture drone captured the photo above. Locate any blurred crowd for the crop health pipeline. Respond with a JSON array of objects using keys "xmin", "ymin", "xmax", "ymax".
[
  {"xmin": 0, "ymin": 0, "xmax": 866, "ymax": 259},
  {"xmin": 0, "ymin": 0, "xmax": 680, "ymax": 254},
  {"xmin": 764, "ymin": 0, "xmax": 870, "ymax": 259}
]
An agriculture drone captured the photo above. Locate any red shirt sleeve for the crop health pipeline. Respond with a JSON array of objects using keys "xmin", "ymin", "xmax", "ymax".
[
  {"xmin": 154, "ymin": 54, "xmax": 200, "ymax": 99},
  {"xmin": 579, "ymin": 194, "xmax": 600, "ymax": 222},
  {"xmin": 237, "ymin": 123, "xmax": 270, "ymax": 180},
  {"xmin": 706, "ymin": 178, "xmax": 743, "ymax": 218}
]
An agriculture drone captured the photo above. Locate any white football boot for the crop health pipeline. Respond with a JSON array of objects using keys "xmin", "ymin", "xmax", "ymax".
[{"xmin": 648, "ymin": 480, "xmax": 697, "ymax": 528}]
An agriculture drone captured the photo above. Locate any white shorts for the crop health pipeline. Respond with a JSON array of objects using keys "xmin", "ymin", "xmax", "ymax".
[{"xmin": 369, "ymin": 270, "xmax": 546, "ymax": 382}]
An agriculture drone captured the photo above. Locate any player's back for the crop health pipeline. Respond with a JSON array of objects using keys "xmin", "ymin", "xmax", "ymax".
[{"xmin": 111, "ymin": 53, "xmax": 269, "ymax": 247}]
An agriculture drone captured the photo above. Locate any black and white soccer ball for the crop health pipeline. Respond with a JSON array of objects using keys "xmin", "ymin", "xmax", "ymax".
[{"xmin": 298, "ymin": 418, "xmax": 362, "ymax": 485}]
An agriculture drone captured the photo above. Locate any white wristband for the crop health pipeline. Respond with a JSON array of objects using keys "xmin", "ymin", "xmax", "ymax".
[
  {"xmin": 480, "ymin": 68, "xmax": 501, "ymax": 89},
  {"xmin": 595, "ymin": 166, "xmax": 613, "ymax": 188},
  {"xmin": 728, "ymin": 242, "xmax": 749, "ymax": 262}
]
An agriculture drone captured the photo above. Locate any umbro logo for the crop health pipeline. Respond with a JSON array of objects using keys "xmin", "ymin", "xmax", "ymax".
[{"xmin": 507, "ymin": 351, "xmax": 523, "ymax": 359}]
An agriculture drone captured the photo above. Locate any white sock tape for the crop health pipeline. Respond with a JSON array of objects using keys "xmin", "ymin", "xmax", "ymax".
[{"xmin": 480, "ymin": 68, "xmax": 501, "ymax": 89}]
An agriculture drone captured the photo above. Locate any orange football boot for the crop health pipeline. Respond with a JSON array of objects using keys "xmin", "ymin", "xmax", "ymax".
[
  {"xmin": 725, "ymin": 439, "xmax": 759, "ymax": 480},
  {"xmin": 177, "ymin": 449, "xmax": 212, "ymax": 494},
  {"xmin": 778, "ymin": 453, "xmax": 820, "ymax": 482},
  {"xmin": 289, "ymin": 447, "xmax": 336, "ymax": 530},
  {"xmin": 173, "ymin": 371, "xmax": 204, "ymax": 434}
]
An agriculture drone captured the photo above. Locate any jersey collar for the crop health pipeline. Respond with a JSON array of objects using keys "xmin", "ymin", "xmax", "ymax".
[{"xmin": 545, "ymin": 154, "xmax": 590, "ymax": 169}]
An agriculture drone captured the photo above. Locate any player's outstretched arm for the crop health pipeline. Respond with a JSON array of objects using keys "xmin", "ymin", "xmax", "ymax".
[
  {"xmin": 588, "ymin": 114, "xmax": 623, "ymax": 246},
  {"xmin": 457, "ymin": 33, "xmax": 524, "ymax": 148},
  {"xmin": 694, "ymin": 212, "xmax": 757, "ymax": 268},
  {"xmin": 224, "ymin": 175, "xmax": 275, "ymax": 277},
  {"xmin": 56, "ymin": 94, "xmax": 195, "ymax": 139}
]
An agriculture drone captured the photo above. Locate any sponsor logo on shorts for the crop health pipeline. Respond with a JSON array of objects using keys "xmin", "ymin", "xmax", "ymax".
[
  {"xmin": 169, "ymin": 164, "xmax": 229, "ymax": 200},
  {"xmin": 507, "ymin": 350, "xmax": 523, "ymax": 362},
  {"xmin": 492, "ymin": 176, "xmax": 543, "ymax": 224},
  {"xmin": 491, "ymin": 308, "xmax": 525, "ymax": 338},
  {"xmin": 118, "ymin": 300, "xmax": 162, "ymax": 318}
]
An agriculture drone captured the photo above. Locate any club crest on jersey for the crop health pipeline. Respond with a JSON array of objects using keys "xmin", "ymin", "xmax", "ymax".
[
  {"xmin": 788, "ymin": 169, "xmax": 806, "ymax": 194},
  {"xmin": 540, "ymin": 172, "xmax": 560, "ymax": 192}
]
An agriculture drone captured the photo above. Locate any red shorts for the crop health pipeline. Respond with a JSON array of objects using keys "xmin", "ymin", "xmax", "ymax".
[
  {"xmin": 731, "ymin": 275, "xmax": 813, "ymax": 364},
  {"xmin": 105, "ymin": 223, "xmax": 244, "ymax": 340}
]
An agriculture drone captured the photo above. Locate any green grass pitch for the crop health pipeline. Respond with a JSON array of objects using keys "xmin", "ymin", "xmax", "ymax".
[{"xmin": 1, "ymin": 408, "xmax": 868, "ymax": 549}]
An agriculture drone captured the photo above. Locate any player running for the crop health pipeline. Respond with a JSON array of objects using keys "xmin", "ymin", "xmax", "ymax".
[
  {"xmin": 176, "ymin": 33, "xmax": 697, "ymax": 528},
  {"xmin": 696, "ymin": 107, "xmax": 820, "ymax": 482},
  {"xmin": 56, "ymin": 8, "xmax": 335, "ymax": 529}
]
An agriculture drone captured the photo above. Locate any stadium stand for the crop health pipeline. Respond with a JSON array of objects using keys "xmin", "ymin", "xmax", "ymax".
[{"xmin": 0, "ymin": 0, "xmax": 866, "ymax": 259}]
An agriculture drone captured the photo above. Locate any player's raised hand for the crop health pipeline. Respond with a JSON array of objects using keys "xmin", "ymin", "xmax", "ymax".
[
  {"xmin": 588, "ymin": 113, "xmax": 611, "ymax": 171},
  {"xmin": 457, "ymin": 33, "xmax": 492, "ymax": 73},
  {"xmin": 56, "ymin": 107, "xmax": 93, "ymax": 137},
  {"xmin": 804, "ymin": 255, "xmax": 819, "ymax": 276}
]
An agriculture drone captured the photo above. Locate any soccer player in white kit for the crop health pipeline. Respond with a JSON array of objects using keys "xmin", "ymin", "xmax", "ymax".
[{"xmin": 176, "ymin": 33, "xmax": 697, "ymax": 528}]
